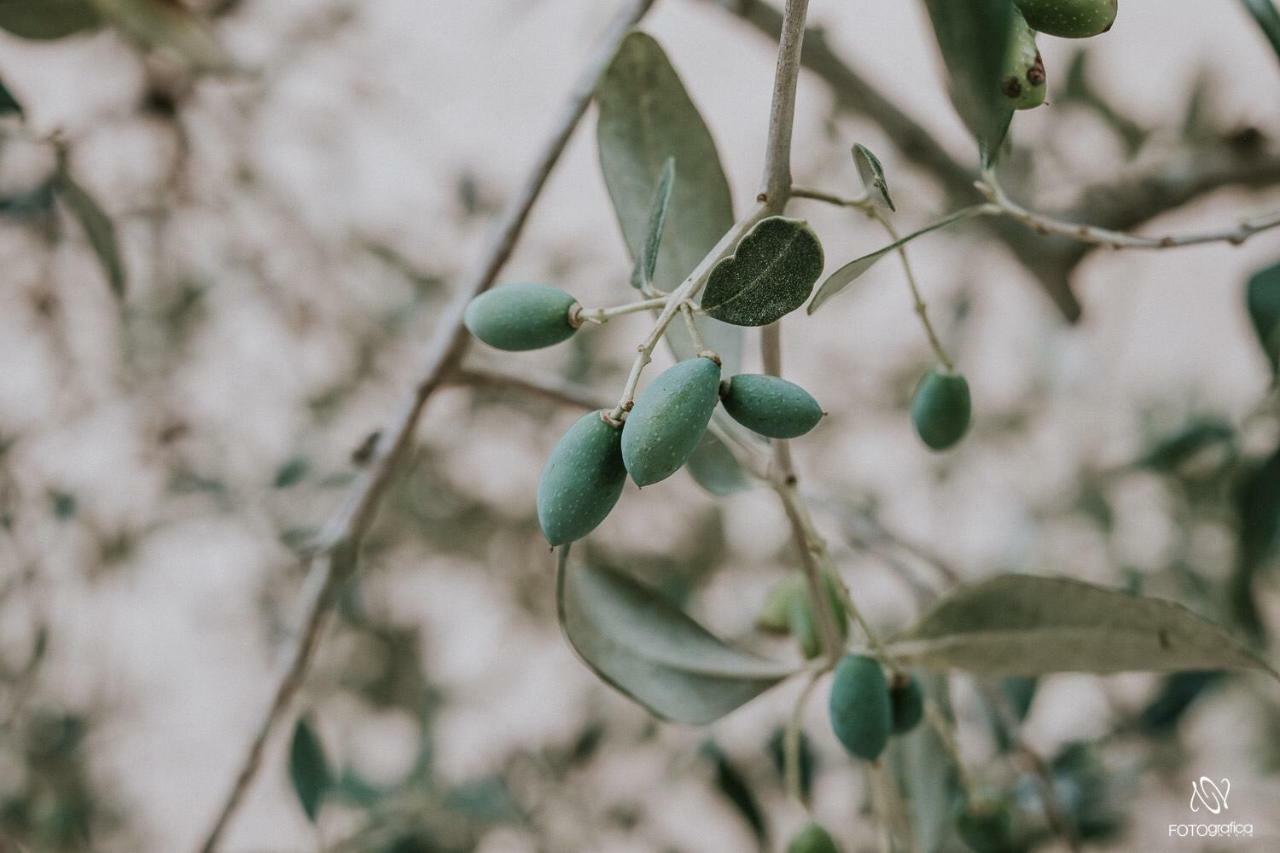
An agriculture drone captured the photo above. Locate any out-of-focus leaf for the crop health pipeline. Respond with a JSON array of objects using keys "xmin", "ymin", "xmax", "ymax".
[
  {"xmin": 853, "ymin": 143, "xmax": 894, "ymax": 212},
  {"xmin": 1137, "ymin": 418, "xmax": 1236, "ymax": 474},
  {"xmin": 273, "ymin": 456, "xmax": 310, "ymax": 489},
  {"xmin": 556, "ymin": 549, "xmax": 796, "ymax": 725},
  {"xmin": 289, "ymin": 716, "xmax": 331, "ymax": 823},
  {"xmin": 444, "ymin": 777, "xmax": 521, "ymax": 823},
  {"xmin": 808, "ymin": 205, "xmax": 985, "ymax": 314},
  {"xmin": 686, "ymin": 431, "xmax": 753, "ymax": 497},
  {"xmin": 1241, "ymin": 0, "xmax": 1280, "ymax": 63},
  {"xmin": 596, "ymin": 31, "xmax": 741, "ymax": 371},
  {"xmin": 1231, "ymin": 445, "xmax": 1280, "ymax": 638},
  {"xmin": 93, "ymin": 0, "xmax": 230, "ymax": 71},
  {"xmin": 887, "ymin": 575, "xmax": 1278, "ymax": 677},
  {"xmin": 702, "ymin": 217, "xmax": 824, "ymax": 327},
  {"xmin": 701, "ymin": 741, "xmax": 766, "ymax": 843},
  {"xmin": 767, "ymin": 727, "xmax": 814, "ymax": 803},
  {"xmin": 0, "ymin": 0, "xmax": 100, "ymax": 40},
  {"xmin": 55, "ymin": 158, "xmax": 126, "ymax": 300},
  {"xmin": 0, "ymin": 181, "xmax": 56, "ymax": 220},
  {"xmin": 1246, "ymin": 261, "xmax": 1280, "ymax": 373},
  {"xmin": 0, "ymin": 75, "xmax": 21, "ymax": 116},
  {"xmin": 922, "ymin": 0, "xmax": 1016, "ymax": 163},
  {"xmin": 892, "ymin": 674, "xmax": 961, "ymax": 853},
  {"xmin": 631, "ymin": 157, "xmax": 675, "ymax": 291},
  {"xmin": 1137, "ymin": 671, "xmax": 1224, "ymax": 735},
  {"xmin": 1001, "ymin": 676, "xmax": 1037, "ymax": 720}
]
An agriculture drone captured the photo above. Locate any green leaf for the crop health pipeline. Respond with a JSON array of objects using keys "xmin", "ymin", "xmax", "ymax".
[
  {"xmin": 596, "ymin": 31, "xmax": 741, "ymax": 370},
  {"xmin": 701, "ymin": 217, "xmax": 824, "ymax": 327},
  {"xmin": 1241, "ymin": 0, "xmax": 1280, "ymax": 63},
  {"xmin": 0, "ymin": 75, "xmax": 22, "ymax": 117},
  {"xmin": 0, "ymin": 0, "xmax": 101, "ymax": 40},
  {"xmin": 808, "ymin": 206, "xmax": 986, "ymax": 314},
  {"xmin": 631, "ymin": 157, "xmax": 675, "ymax": 291},
  {"xmin": 273, "ymin": 456, "xmax": 310, "ymax": 489},
  {"xmin": 886, "ymin": 575, "xmax": 1278, "ymax": 677},
  {"xmin": 556, "ymin": 548, "xmax": 796, "ymax": 725},
  {"xmin": 94, "ymin": 0, "xmax": 230, "ymax": 72},
  {"xmin": 701, "ymin": 742, "xmax": 767, "ymax": 842},
  {"xmin": 922, "ymin": 0, "xmax": 1016, "ymax": 163},
  {"xmin": 289, "ymin": 716, "xmax": 331, "ymax": 823},
  {"xmin": 853, "ymin": 143, "xmax": 894, "ymax": 212},
  {"xmin": 55, "ymin": 159, "xmax": 126, "ymax": 300},
  {"xmin": 1233, "ymin": 445, "xmax": 1280, "ymax": 638},
  {"xmin": 685, "ymin": 431, "xmax": 753, "ymax": 497},
  {"xmin": 1247, "ymin": 261, "xmax": 1280, "ymax": 374},
  {"xmin": 892, "ymin": 675, "xmax": 961, "ymax": 853}
]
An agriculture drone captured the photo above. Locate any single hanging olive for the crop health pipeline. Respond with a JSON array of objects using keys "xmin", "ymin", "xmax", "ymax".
[
  {"xmin": 537, "ymin": 411, "xmax": 627, "ymax": 545},
  {"xmin": 889, "ymin": 673, "xmax": 924, "ymax": 735},
  {"xmin": 787, "ymin": 822, "xmax": 841, "ymax": 853},
  {"xmin": 464, "ymin": 283, "xmax": 580, "ymax": 351},
  {"xmin": 1016, "ymin": 0, "xmax": 1117, "ymax": 39},
  {"xmin": 621, "ymin": 356, "xmax": 722, "ymax": 486},
  {"xmin": 720, "ymin": 374, "xmax": 825, "ymax": 439},
  {"xmin": 911, "ymin": 369, "xmax": 972, "ymax": 451},
  {"xmin": 828, "ymin": 654, "xmax": 892, "ymax": 761}
]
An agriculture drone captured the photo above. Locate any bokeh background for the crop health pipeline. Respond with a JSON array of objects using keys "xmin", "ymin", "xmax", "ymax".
[{"xmin": 2, "ymin": 0, "xmax": 1280, "ymax": 850}]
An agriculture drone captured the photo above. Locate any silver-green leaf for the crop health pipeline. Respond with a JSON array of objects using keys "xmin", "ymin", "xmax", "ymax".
[
  {"xmin": 289, "ymin": 716, "xmax": 331, "ymax": 824},
  {"xmin": 886, "ymin": 575, "xmax": 1279, "ymax": 678},
  {"xmin": 701, "ymin": 217, "xmax": 823, "ymax": 327},
  {"xmin": 922, "ymin": 0, "xmax": 1016, "ymax": 164},
  {"xmin": 0, "ymin": 0, "xmax": 100, "ymax": 40},
  {"xmin": 0, "ymin": 75, "xmax": 21, "ymax": 117},
  {"xmin": 853, "ymin": 143, "xmax": 894, "ymax": 212},
  {"xmin": 686, "ymin": 430, "xmax": 754, "ymax": 497},
  {"xmin": 596, "ymin": 31, "xmax": 741, "ymax": 370},
  {"xmin": 808, "ymin": 205, "xmax": 986, "ymax": 314},
  {"xmin": 557, "ymin": 549, "xmax": 796, "ymax": 725},
  {"xmin": 95, "ymin": 0, "xmax": 230, "ymax": 72},
  {"xmin": 56, "ymin": 158, "xmax": 126, "ymax": 300}
]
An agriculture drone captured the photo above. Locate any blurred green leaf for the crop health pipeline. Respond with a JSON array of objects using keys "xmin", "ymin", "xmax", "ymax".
[
  {"xmin": 853, "ymin": 143, "xmax": 894, "ymax": 212},
  {"xmin": 596, "ymin": 31, "xmax": 741, "ymax": 371},
  {"xmin": 701, "ymin": 742, "xmax": 766, "ymax": 844},
  {"xmin": 1241, "ymin": 0, "xmax": 1280, "ymax": 63},
  {"xmin": 0, "ymin": 0, "xmax": 100, "ymax": 40},
  {"xmin": 556, "ymin": 549, "xmax": 796, "ymax": 725},
  {"xmin": 1137, "ymin": 671, "xmax": 1223, "ymax": 735},
  {"xmin": 686, "ymin": 431, "xmax": 753, "ymax": 497},
  {"xmin": 0, "ymin": 75, "xmax": 21, "ymax": 116},
  {"xmin": 273, "ymin": 456, "xmax": 310, "ymax": 489},
  {"xmin": 893, "ymin": 675, "xmax": 961, "ymax": 853},
  {"xmin": 1138, "ymin": 418, "xmax": 1236, "ymax": 474},
  {"xmin": 702, "ymin": 216, "xmax": 824, "ymax": 327},
  {"xmin": 1246, "ymin": 261, "xmax": 1280, "ymax": 373},
  {"xmin": 888, "ymin": 575, "xmax": 1278, "ymax": 676},
  {"xmin": 1232, "ymin": 444, "xmax": 1280, "ymax": 637},
  {"xmin": 922, "ymin": 0, "xmax": 1016, "ymax": 164},
  {"xmin": 94, "ymin": 0, "xmax": 229, "ymax": 71},
  {"xmin": 289, "ymin": 717, "xmax": 331, "ymax": 823},
  {"xmin": 767, "ymin": 727, "xmax": 814, "ymax": 803},
  {"xmin": 55, "ymin": 157, "xmax": 126, "ymax": 300}
]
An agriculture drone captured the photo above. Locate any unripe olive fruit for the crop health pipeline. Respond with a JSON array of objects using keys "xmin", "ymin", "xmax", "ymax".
[
  {"xmin": 789, "ymin": 572, "xmax": 849, "ymax": 660},
  {"xmin": 787, "ymin": 822, "xmax": 841, "ymax": 853},
  {"xmin": 954, "ymin": 797, "xmax": 1018, "ymax": 853},
  {"xmin": 537, "ymin": 411, "xmax": 627, "ymax": 545},
  {"xmin": 889, "ymin": 674, "xmax": 924, "ymax": 735},
  {"xmin": 911, "ymin": 369, "xmax": 972, "ymax": 451},
  {"xmin": 828, "ymin": 654, "xmax": 892, "ymax": 761},
  {"xmin": 621, "ymin": 356, "xmax": 722, "ymax": 486},
  {"xmin": 719, "ymin": 374, "xmax": 825, "ymax": 439},
  {"xmin": 1015, "ymin": 0, "xmax": 1117, "ymax": 39},
  {"xmin": 463, "ymin": 283, "xmax": 580, "ymax": 351},
  {"xmin": 756, "ymin": 574, "xmax": 804, "ymax": 634},
  {"xmin": 1002, "ymin": 11, "xmax": 1047, "ymax": 111}
]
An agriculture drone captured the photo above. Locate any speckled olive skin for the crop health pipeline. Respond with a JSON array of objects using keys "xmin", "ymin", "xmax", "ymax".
[
  {"xmin": 463, "ymin": 283, "xmax": 579, "ymax": 351},
  {"xmin": 537, "ymin": 411, "xmax": 627, "ymax": 545},
  {"xmin": 621, "ymin": 357, "xmax": 722, "ymax": 486},
  {"xmin": 889, "ymin": 675, "xmax": 925, "ymax": 735},
  {"xmin": 1003, "ymin": 10, "xmax": 1047, "ymax": 110},
  {"xmin": 1016, "ymin": 0, "xmax": 1117, "ymax": 39},
  {"xmin": 828, "ymin": 654, "xmax": 892, "ymax": 761},
  {"xmin": 787, "ymin": 822, "xmax": 841, "ymax": 853},
  {"xmin": 720, "ymin": 374, "xmax": 825, "ymax": 439},
  {"xmin": 911, "ymin": 370, "xmax": 972, "ymax": 451}
]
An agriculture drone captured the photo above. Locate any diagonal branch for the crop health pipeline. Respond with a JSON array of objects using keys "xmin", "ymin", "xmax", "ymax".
[{"xmin": 194, "ymin": 2, "xmax": 658, "ymax": 848}]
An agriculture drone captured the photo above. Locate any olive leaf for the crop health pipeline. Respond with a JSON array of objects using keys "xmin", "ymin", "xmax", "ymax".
[
  {"xmin": 1246, "ymin": 261, "xmax": 1280, "ymax": 374},
  {"xmin": 631, "ymin": 157, "xmax": 675, "ymax": 291},
  {"xmin": 808, "ymin": 205, "xmax": 986, "ymax": 314},
  {"xmin": 596, "ymin": 31, "xmax": 741, "ymax": 371},
  {"xmin": 1241, "ymin": 0, "xmax": 1280, "ymax": 63},
  {"xmin": 922, "ymin": 0, "xmax": 1016, "ymax": 164},
  {"xmin": 891, "ymin": 675, "xmax": 960, "ymax": 853},
  {"xmin": 885, "ymin": 575, "xmax": 1279, "ymax": 678},
  {"xmin": 1233, "ymin": 444, "xmax": 1280, "ymax": 638},
  {"xmin": 686, "ymin": 431, "xmax": 754, "ymax": 497},
  {"xmin": 701, "ymin": 217, "xmax": 824, "ymax": 327},
  {"xmin": 55, "ymin": 157, "xmax": 127, "ymax": 300},
  {"xmin": 0, "ymin": 75, "xmax": 21, "ymax": 117},
  {"xmin": 94, "ymin": 0, "xmax": 230, "ymax": 71},
  {"xmin": 853, "ymin": 143, "xmax": 894, "ymax": 212},
  {"xmin": 0, "ymin": 0, "xmax": 100, "ymax": 40},
  {"xmin": 289, "ymin": 716, "xmax": 331, "ymax": 824},
  {"xmin": 556, "ymin": 548, "xmax": 797, "ymax": 725}
]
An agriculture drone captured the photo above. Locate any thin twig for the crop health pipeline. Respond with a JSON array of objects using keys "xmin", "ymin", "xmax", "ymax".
[
  {"xmin": 194, "ymin": 2, "xmax": 658, "ymax": 848},
  {"xmin": 450, "ymin": 366, "xmax": 612, "ymax": 411},
  {"xmin": 784, "ymin": 667, "xmax": 826, "ymax": 808},
  {"xmin": 791, "ymin": 186, "xmax": 872, "ymax": 210},
  {"xmin": 574, "ymin": 295, "xmax": 671, "ymax": 324},
  {"xmin": 872, "ymin": 210, "xmax": 954, "ymax": 372}
]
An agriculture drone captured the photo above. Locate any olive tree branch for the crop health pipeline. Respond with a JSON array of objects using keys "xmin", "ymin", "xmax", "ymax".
[
  {"xmin": 574, "ymin": 294, "xmax": 674, "ymax": 324},
  {"xmin": 194, "ymin": 2, "xmax": 658, "ymax": 848}
]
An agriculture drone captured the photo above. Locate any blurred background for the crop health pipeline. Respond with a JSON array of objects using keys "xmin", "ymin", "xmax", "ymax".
[{"xmin": 2, "ymin": 0, "xmax": 1280, "ymax": 850}]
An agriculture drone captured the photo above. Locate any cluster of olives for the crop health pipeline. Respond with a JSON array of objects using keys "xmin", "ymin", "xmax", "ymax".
[
  {"xmin": 1002, "ymin": 0, "xmax": 1119, "ymax": 111},
  {"xmin": 464, "ymin": 283, "xmax": 826, "ymax": 545}
]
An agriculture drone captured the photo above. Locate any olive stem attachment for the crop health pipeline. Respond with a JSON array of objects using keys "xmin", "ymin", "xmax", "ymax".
[{"xmin": 574, "ymin": 295, "xmax": 674, "ymax": 325}]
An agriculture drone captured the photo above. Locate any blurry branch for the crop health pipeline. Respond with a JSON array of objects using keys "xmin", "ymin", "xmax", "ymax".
[
  {"xmin": 195, "ymin": 2, "xmax": 659, "ymax": 849},
  {"xmin": 701, "ymin": 0, "xmax": 1280, "ymax": 322},
  {"xmin": 449, "ymin": 366, "xmax": 612, "ymax": 411}
]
